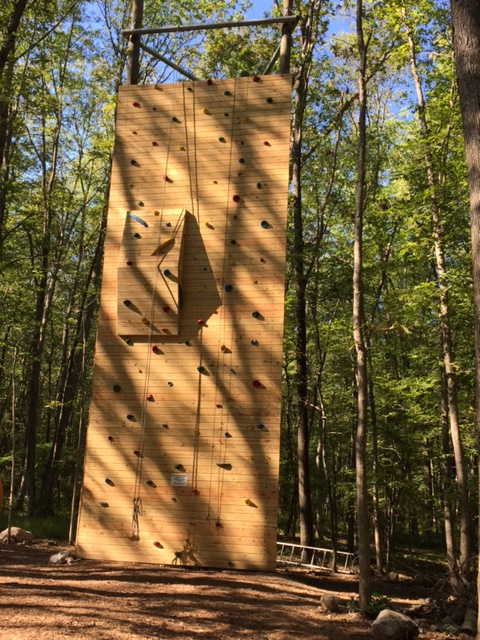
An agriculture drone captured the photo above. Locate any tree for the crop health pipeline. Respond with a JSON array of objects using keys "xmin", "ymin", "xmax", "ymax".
[{"xmin": 450, "ymin": 0, "xmax": 480, "ymax": 623}]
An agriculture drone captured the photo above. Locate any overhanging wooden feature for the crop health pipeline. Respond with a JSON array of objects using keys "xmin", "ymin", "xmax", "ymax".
[
  {"xmin": 117, "ymin": 209, "xmax": 186, "ymax": 337},
  {"xmin": 76, "ymin": 74, "xmax": 292, "ymax": 571}
]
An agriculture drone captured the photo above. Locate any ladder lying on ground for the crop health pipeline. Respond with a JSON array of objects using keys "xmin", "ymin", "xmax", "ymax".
[{"xmin": 276, "ymin": 541, "xmax": 355, "ymax": 573}]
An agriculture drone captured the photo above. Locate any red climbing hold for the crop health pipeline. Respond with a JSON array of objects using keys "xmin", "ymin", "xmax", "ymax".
[
  {"xmin": 162, "ymin": 306, "xmax": 170, "ymax": 312},
  {"xmin": 252, "ymin": 380, "xmax": 261, "ymax": 388},
  {"xmin": 132, "ymin": 101, "xmax": 140, "ymax": 107},
  {"xmin": 232, "ymin": 195, "xmax": 240, "ymax": 202},
  {"xmin": 147, "ymin": 394, "xmax": 154, "ymax": 402}
]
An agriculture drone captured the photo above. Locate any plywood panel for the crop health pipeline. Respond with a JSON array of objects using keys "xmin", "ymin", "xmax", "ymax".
[{"xmin": 76, "ymin": 75, "xmax": 292, "ymax": 571}]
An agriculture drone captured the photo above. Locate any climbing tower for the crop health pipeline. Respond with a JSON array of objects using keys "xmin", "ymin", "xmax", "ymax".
[{"xmin": 76, "ymin": 73, "xmax": 292, "ymax": 570}]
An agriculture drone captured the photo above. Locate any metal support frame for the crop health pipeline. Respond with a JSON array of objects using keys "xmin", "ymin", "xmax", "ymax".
[
  {"xmin": 124, "ymin": 14, "xmax": 300, "ymax": 84},
  {"xmin": 123, "ymin": 15, "xmax": 300, "ymax": 38}
]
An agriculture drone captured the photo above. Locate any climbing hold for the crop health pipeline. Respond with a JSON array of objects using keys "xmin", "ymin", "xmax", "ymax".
[
  {"xmin": 224, "ymin": 112, "xmax": 229, "ymax": 117},
  {"xmin": 220, "ymin": 345, "xmax": 228, "ymax": 353},
  {"xmin": 245, "ymin": 498, "xmax": 253, "ymax": 506},
  {"xmin": 131, "ymin": 131, "xmax": 137, "ymax": 135},
  {"xmin": 123, "ymin": 300, "xmax": 132, "ymax": 307},
  {"xmin": 187, "ymin": 86, "xmax": 193, "ymax": 92},
  {"xmin": 163, "ymin": 175, "xmax": 172, "ymax": 183},
  {"xmin": 252, "ymin": 76, "xmax": 260, "ymax": 83},
  {"xmin": 230, "ymin": 368, "xmax": 236, "ymax": 374},
  {"xmin": 201, "ymin": 107, "xmax": 210, "ymax": 114},
  {"xmin": 152, "ymin": 141, "xmax": 159, "ymax": 146},
  {"xmin": 197, "ymin": 365, "xmax": 206, "ymax": 373},
  {"xmin": 147, "ymin": 394, "xmax": 154, "ymax": 402},
  {"xmin": 174, "ymin": 463, "xmax": 185, "ymax": 471},
  {"xmin": 192, "ymin": 488, "xmax": 200, "ymax": 495},
  {"xmin": 124, "ymin": 338, "xmax": 133, "ymax": 345},
  {"xmin": 252, "ymin": 311, "xmax": 261, "ymax": 318},
  {"xmin": 146, "ymin": 480, "xmax": 156, "ymax": 487},
  {"xmin": 184, "ymin": 340, "xmax": 191, "ymax": 346},
  {"xmin": 260, "ymin": 257, "xmax": 266, "ymax": 263},
  {"xmin": 162, "ymin": 306, "xmax": 170, "ymax": 312},
  {"xmin": 113, "ymin": 385, "xmax": 121, "ymax": 393},
  {"xmin": 260, "ymin": 220, "xmax": 269, "ymax": 228},
  {"xmin": 128, "ymin": 213, "xmax": 148, "ymax": 228},
  {"xmin": 133, "ymin": 450, "xmax": 143, "ymax": 457},
  {"xmin": 202, "ymin": 267, "xmax": 209, "ymax": 271},
  {"xmin": 224, "ymin": 284, "xmax": 233, "ymax": 292},
  {"xmin": 167, "ymin": 381, "xmax": 173, "ymax": 387},
  {"xmin": 207, "ymin": 79, "xmax": 213, "ymax": 85},
  {"xmin": 215, "ymin": 403, "xmax": 222, "ymax": 408},
  {"xmin": 153, "ymin": 210, "xmax": 160, "ymax": 216},
  {"xmin": 251, "ymin": 340, "xmax": 259, "ymax": 346},
  {"xmin": 162, "ymin": 423, "xmax": 169, "ymax": 429},
  {"xmin": 153, "ymin": 541, "xmax": 163, "ymax": 548},
  {"xmin": 205, "ymin": 222, "xmax": 214, "ymax": 229},
  {"xmin": 99, "ymin": 502, "xmax": 109, "ymax": 508},
  {"xmin": 224, "ymin": 432, "xmax": 232, "ymax": 438},
  {"xmin": 216, "ymin": 462, "xmax": 232, "ymax": 470},
  {"xmin": 152, "ymin": 107, "xmax": 157, "ymax": 111},
  {"xmin": 239, "ymin": 141, "xmax": 245, "ymax": 146},
  {"xmin": 257, "ymin": 183, "xmax": 262, "ymax": 189},
  {"xmin": 266, "ymin": 97, "xmax": 274, "ymax": 103},
  {"xmin": 133, "ymin": 232, "xmax": 141, "ymax": 239},
  {"xmin": 197, "ymin": 319, "xmax": 204, "ymax": 325},
  {"xmin": 130, "ymin": 159, "xmax": 139, "ymax": 166},
  {"xmin": 171, "ymin": 498, "xmax": 177, "ymax": 502},
  {"xmin": 252, "ymin": 380, "xmax": 261, "ymax": 388},
  {"xmin": 126, "ymin": 414, "xmax": 136, "ymax": 421},
  {"xmin": 212, "ymin": 180, "xmax": 218, "ymax": 184},
  {"xmin": 228, "ymin": 561, "xmax": 235, "ymax": 567},
  {"xmin": 165, "ymin": 222, "xmax": 172, "ymax": 227},
  {"xmin": 163, "ymin": 268, "xmax": 171, "ymax": 276},
  {"xmin": 108, "ymin": 436, "xmax": 114, "ymax": 443},
  {"xmin": 256, "ymin": 423, "xmax": 265, "ymax": 430},
  {"xmin": 152, "ymin": 346, "xmax": 161, "ymax": 354},
  {"xmin": 230, "ymin": 239, "xmax": 237, "ymax": 245},
  {"xmin": 178, "ymin": 145, "xmax": 186, "ymax": 151},
  {"xmin": 126, "ymin": 260, "xmax": 133, "ymax": 266},
  {"xmin": 237, "ymin": 172, "xmax": 243, "ymax": 177},
  {"xmin": 238, "ymin": 158, "xmax": 245, "ymax": 164},
  {"xmin": 105, "ymin": 478, "xmax": 114, "ymax": 486},
  {"xmin": 218, "ymin": 137, "xmax": 226, "ymax": 143},
  {"xmin": 136, "ymin": 201, "xmax": 144, "ymax": 206},
  {"xmin": 141, "ymin": 317, "xmax": 150, "ymax": 325},
  {"xmin": 224, "ymin": 90, "xmax": 232, "ymax": 96},
  {"xmin": 263, "ymin": 140, "xmax": 271, "ymax": 146},
  {"xmin": 171, "ymin": 116, "xmax": 180, "ymax": 123},
  {"xmin": 132, "ymin": 101, "xmax": 140, "ymax": 107},
  {"xmin": 215, "ymin": 521, "xmax": 223, "ymax": 528}
]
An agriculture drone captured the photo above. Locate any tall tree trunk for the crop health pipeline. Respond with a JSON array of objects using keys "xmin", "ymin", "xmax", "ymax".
[
  {"xmin": 450, "ymin": 0, "xmax": 480, "ymax": 622},
  {"xmin": 353, "ymin": 0, "xmax": 371, "ymax": 609},
  {"xmin": 0, "ymin": 0, "xmax": 31, "ymax": 258},
  {"xmin": 290, "ymin": 0, "xmax": 323, "ymax": 549}
]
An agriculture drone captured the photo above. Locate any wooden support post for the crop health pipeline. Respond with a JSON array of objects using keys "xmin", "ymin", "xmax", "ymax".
[
  {"xmin": 126, "ymin": 0, "xmax": 144, "ymax": 85},
  {"xmin": 279, "ymin": 0, "xmax": 294, "ymax": 74}
]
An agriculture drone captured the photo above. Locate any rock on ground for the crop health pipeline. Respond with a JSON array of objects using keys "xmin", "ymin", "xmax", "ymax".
[
  {"xmin": 372, "ymin": 609, "xmax": 419, "ymax": 640},
  {"xmin": 320, "ymin": 594, "xmax": 340, "ymax": 612},
  {"xmin": 0, "ymin": 527, "xmax": 33, "ymax": 544}
]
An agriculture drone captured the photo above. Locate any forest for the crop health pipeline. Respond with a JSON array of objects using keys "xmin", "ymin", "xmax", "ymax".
[{"xmin": 1, "ymin": 0, "xmax": 480, "ymax": 612}]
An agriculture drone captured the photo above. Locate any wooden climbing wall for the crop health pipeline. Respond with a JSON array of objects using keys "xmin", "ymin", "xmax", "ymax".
[{"xmin": 76, "ymin": 74, "xmax": 292, "ymax": 570}]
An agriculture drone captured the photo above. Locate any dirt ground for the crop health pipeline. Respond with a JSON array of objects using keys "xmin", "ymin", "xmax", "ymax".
[{"xmin": 0, "ymin": 542, "xmax": 464, "ymax": 640}]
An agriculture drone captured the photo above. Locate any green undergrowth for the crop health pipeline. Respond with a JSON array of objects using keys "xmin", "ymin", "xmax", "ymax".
[{"xmin": 0, "ymin": 512, "xmax": 70, "ymax": 540}]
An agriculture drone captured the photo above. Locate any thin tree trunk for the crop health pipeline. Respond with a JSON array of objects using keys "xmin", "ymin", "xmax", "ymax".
[
  {"xmin": 353, "ymin": 0, "xmax": 371, "ymax": 610},
  {"xmin": 405, "ymin": 15, "xmax": 472, "ymax": 580}
]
